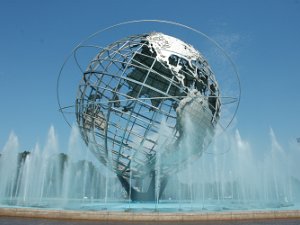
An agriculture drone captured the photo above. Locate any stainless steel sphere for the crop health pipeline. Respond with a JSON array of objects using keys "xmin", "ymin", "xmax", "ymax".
[{"xmin": 75, "ymin": 32, "xmax": 220, "ymax": 187}]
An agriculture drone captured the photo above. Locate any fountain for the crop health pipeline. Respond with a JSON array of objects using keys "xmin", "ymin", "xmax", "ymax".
[{"xmin": 0, "ymin": 125, "xmax": 299, "ymax": 212}]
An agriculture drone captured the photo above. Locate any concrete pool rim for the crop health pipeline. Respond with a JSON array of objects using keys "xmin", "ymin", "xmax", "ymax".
[{"xmin": 1, "ymin": 207, "xmax": 300, "ymax": 221}]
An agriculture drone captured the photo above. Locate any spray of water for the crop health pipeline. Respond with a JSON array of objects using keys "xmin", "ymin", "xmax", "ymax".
[
  {"xmin": 0, "ymin": 126, "xmax": 122, "ymax": 209},
  {"xmin": 0, "ymin": 125, "xmax": 299, "ymax": 211}
]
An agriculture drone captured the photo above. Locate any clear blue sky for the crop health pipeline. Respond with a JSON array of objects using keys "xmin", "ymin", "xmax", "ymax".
[{"xmin": 0, "ymin": 0, "xmax": 299, "ymax": 152}]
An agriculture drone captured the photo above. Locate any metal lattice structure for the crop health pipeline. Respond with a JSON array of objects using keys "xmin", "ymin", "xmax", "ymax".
[{"xmin": 75, "ymin": 32, "xmax": 222, "ymax": 200}]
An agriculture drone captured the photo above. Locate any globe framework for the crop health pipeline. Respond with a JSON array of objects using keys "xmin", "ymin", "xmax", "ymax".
[{"xmin": 75, "ymin": 32, "xmax": 221, "ymax": 201}]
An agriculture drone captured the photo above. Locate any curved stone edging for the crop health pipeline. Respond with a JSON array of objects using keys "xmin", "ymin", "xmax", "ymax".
[{"xmin": 0, "ymin": 208, "xmax": 300, "ymax": 221}]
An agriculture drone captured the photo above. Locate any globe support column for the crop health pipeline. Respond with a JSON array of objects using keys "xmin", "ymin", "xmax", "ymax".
[{"xmin": 117, "ymin": 172, "xmax": 168, "ymax": 202}]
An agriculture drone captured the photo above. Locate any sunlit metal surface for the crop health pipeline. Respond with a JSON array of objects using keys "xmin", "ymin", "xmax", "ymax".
[{"xmin": 75, "ymin": 33, "xmax": 221, "ymax": 200}]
